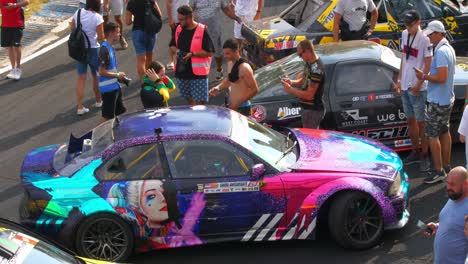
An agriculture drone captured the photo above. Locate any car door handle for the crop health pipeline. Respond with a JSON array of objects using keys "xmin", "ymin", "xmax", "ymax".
[{"xmin": 340, "ymin": 101, "xmax": 353, "ymax": 108}]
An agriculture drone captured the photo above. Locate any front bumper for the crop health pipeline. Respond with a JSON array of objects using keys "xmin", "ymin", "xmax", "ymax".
[{"xmin": 385, "ymin": 171, "xmax": 410, "ymax": 230}]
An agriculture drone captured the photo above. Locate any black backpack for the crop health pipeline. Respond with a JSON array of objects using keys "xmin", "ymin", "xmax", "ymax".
[
  {"xmin": 144, "ymin": 0, "xmax": 162, "ymax": 35},
  {"xmin": 68, "ymin": 9, "xmax": 91, "ymax": 61}
]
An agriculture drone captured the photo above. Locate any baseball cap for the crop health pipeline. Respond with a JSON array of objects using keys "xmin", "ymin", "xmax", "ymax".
[
  {"xmin": 423, "ymin": 20, "xmax": 446, "ymax": 35},
  {"xmin": 402, "ymin": 10, "xmax": 420, "ymax": 25}
]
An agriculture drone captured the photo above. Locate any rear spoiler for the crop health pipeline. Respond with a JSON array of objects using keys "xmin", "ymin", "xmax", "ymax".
[{"xmin": 67, "ymin": 131, "xmax": 92, "ymax": 154}]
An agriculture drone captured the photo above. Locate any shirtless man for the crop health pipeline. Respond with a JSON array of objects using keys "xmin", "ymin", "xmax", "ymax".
[{"xmin": 209, "ymin": 38, "xmax": 258, "ymax": 116}]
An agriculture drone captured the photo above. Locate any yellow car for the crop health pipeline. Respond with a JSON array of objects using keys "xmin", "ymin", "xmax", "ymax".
[
  {"xmin": 0, "ymin": 218, "xmax": 118, "ymax": 264},
  {"xmin": 242, "ymin": 0, "xmax": 468, "ymax": 67}
]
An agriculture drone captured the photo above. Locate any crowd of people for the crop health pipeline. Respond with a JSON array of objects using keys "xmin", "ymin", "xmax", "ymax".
[{"xmin": 71, "ymin": 0, "xmax": 263, "ymax": 120}]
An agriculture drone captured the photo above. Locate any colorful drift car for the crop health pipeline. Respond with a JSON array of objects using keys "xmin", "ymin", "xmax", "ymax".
[
  {"xmin": 20, "ymin": 106, "xmax": 409, "ymax": 262},
  {"xmin": 242, "ymin": 0, "xmax": 468, "ymax": 67},
  {"xmin": 250, "ymin": 40, "xmax": 468, "ymax": 152},
  {"xmin": 0, "ymin": 218, "xmax": 115, "ymax": 264}
]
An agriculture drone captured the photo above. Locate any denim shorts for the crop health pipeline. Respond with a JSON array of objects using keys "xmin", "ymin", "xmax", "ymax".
[
  {"xmin": 76, "ymin": 48, "xmax": 99, "ymax": 75},
  {"xmin": 132, "ymin": 30, "xmax": 156, "ymax": 55},
  {"xmin": 176, "ymin": 78, "xmax": 209, "ymax": 103},
  {"xmin": 401, "ymin": 90, "xmax": 427, "ymax": 122}
]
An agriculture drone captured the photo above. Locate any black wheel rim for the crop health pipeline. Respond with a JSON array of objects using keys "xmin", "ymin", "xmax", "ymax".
[
  {"xmin": 81, "ymin": 218, "xmax": 129, "ymax": 260},
  {"xmin": 344, "ymin": 196, "xmax": 383, "ymax": 243}
]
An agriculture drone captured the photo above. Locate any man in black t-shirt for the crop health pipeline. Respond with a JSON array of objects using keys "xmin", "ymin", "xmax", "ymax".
[
  {"xmin": 281, "ymin": 39, "xmax": 325, "ymax": 129},
  {"xmin": 169, "ymin": 5, "xmax": 215, "ymax": 105}
]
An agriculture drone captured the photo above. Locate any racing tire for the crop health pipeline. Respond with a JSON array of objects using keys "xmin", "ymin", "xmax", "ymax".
[
  {"xmin": 75, "ymin": 213, "xmax": 134, "ymax": 262},
  {"xmin": 328, "ymin": 191, "xmax": 384, "ymax": 250}
]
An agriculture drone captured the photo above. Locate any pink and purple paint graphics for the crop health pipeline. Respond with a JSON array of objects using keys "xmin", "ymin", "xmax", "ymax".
[{"xmin": 20, "ymin": 122, "xmax": 407, "ymax": 253}]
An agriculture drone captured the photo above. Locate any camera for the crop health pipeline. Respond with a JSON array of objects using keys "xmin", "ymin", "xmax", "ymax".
[{"xmin": 118, "ymin": 76, "xmax": 132, "ymax": 87}]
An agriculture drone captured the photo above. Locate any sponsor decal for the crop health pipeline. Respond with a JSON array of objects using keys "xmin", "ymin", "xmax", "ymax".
[
  {"xmin": 351, "ymin": 96, "xmax": 368, "ymax": 102},
  {"xmin": 352, "ymin": 125, "xmax": 409, "ymax": 140},
  {"xmin": 368, "ymin": 94, "xmax": 376, "ymax": 101},
  {"xmin": 376, "ymin": 109, "xmax": 406, "ymax": 123},
  {"xmin": 199, "ymin": 181, "xmax": 260, "ymax": 194},
  {"xmin": 340, "ymin": 109, "xmax": 368, "ymax": 127},
  {"xmin": 251, "ymin": 105, "xmax": 267, "ymax": 122},
  {"xmin": 376, "ymin": 94, "xmax": 395, "ymax": 100},
  {"xmin": 277, "ymin": 107, "xmax": 301, "ymax": 120},
  {"xmin": 395, "ymin": 138, "xmax": 412, "ymax": 147},
  {"xmin": 274, "ymin": 39, "xmax": 300, "ymax": 51}
]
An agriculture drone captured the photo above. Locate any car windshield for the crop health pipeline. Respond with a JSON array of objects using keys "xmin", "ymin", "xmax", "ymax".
[
  {"xmin": 281, "ymin": 0, "xmax": 332, "ymax": 30},
  {"xmin": 254, "ymin": 53, "xmax": 304, "ymax": 100},
  {"xmin": 0, "ymin": 228, "xmax": 80, "ymax": 264},
  {"xmin": 53, "ymin": 120, "xmax": 114, "ymax": 176},
  {"xmin": 388, "ymin": 0, "xmax": 456, "ymax": 20},
  {"xmin": 230, "ymin": 115, "xmax": 297, "ymax": 171}
]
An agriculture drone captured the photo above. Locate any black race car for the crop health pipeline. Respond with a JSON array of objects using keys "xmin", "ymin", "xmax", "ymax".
[
  {"xmin": 242, "ymin": 0, "xmax": 468, "ymax": 67},
  {"xmin": 250, "ymin": 40, "xmax": 468, "ymax": 151}
]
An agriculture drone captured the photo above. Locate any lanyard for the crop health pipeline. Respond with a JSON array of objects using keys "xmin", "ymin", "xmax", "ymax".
[{"xmin": 406, "ymin": 31, "xmax": 418, "ymax": 60}]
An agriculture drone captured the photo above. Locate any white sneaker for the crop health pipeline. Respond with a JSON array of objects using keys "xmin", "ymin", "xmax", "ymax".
[
  {"xmin": 93, "ymin": 101, "xmax": 103, "ymax": 108},
  {"xmin": 77, "ymin": 107, "xmax": 90, "ymax": 115},
  {"xmin": 6, "ymin": 69, "xmax": 16, "ymax": 79},
  {"xmin": 14, "ymin": 68, "xmax": 22, "ymax": 80}
]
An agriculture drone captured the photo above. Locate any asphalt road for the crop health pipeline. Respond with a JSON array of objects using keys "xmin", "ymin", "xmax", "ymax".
[{"xmin": 0, "ymin": 0, "xmax": 466, "ymax": 263}]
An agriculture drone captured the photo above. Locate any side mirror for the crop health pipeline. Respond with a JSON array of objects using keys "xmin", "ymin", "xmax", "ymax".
[
  {"xmin": 108, "ymin": 157, "xmax": 126, "ymax": 173},
  {"xmin": 251, "ymin": 164, "xmax": 265, "ymax": 180}
]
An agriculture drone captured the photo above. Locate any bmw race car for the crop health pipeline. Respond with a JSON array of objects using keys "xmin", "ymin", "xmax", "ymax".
[
  {"xmin": 250, "ymin": 40, "xmax": 468, "ymax": 151},
  {"xmin": 242, "ymin": 0, "xmax": 468, "ymax": 67},
  {"xmin": 0, "ymin": 218, "xmax": 115, "ymax": 264},
  {"xmin": 20, "ymin": 106, "xmax": 409, "ymax": 261}
]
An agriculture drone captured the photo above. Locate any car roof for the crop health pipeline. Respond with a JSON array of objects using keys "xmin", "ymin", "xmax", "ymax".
[
  {"xmin": 315, "ymin": 40, "xmax": 397, "ymax": 65},
  {"xmin": 113, "ymin": 105, "xmax": 236, "ymax": 141}
]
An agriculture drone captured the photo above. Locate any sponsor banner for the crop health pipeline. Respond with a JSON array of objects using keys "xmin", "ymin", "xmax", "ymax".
[{"xmin": 198, "ymin": 181, "xmax": 260, "ymax": 194}]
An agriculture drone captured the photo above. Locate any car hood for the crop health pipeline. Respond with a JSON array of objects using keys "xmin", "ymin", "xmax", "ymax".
[
  {"xmin": 243, "ymin": 16, "xmax": 303, "ymax": 40},
  {"xmin": 290, "ymin": 129, "xmax": 402, "ymax": 179}
]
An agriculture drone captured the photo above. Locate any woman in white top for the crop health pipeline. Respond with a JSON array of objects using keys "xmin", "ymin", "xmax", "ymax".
[{"xmin": 70, "ymin": 0, "xmax": 105, "ymax": 115}]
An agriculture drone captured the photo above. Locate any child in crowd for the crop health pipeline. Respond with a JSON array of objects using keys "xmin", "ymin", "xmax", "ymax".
[{"xmin": 140, "ymin": 61, "xmax": 176, "ymax": 108}]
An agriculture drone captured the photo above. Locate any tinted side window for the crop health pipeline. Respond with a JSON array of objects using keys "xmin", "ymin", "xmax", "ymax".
[
  {"xmin": 335, "ymin": 63, "xmax": 396, "ymax": 95},
  {"xmin": 96, "ymin": 144, "xmax": 165, "ymax": 181},
  {"xmin": 164, "ymin": 140, "xmax": 254, "ymax": 179}
]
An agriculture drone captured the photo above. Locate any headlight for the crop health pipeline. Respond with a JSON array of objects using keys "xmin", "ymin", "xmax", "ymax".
[{"xmin": 387, "ymin": 172, "xmax": 402, "ymax": 196}]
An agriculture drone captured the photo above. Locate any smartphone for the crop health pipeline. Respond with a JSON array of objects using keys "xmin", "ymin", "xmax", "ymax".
[
  {"xmin": 416, "ymin": 220, "xmax": 433, "ymax": 234},
  {"xmin": 413, "ymin": 67, "xmax": 422, "ymax": 72}
]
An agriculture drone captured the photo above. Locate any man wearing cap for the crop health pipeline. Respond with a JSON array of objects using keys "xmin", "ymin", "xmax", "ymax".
[
  {"xmin": 332, "ymin": 0, "xmax": 378, "ymax": 41},
  {"xmin": 415, "ymin": 20, "xmax": 456, "ymax": 184},
  {"xmin": 394, "ymin": 10, "xmax": 432, "ymax": 172}
]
